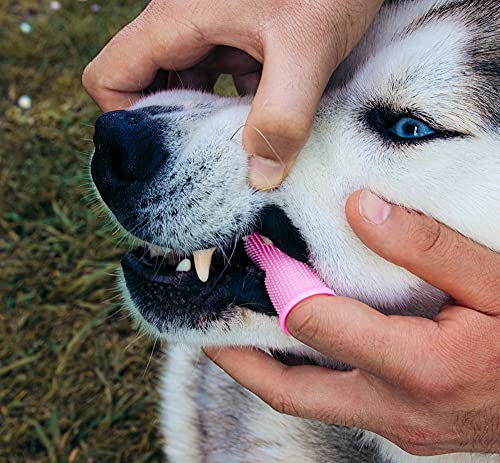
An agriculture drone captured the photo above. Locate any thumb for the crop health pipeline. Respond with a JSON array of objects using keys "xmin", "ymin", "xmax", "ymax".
[
  {"xmin": 243, "ymin": 42, "xmax": 336, "ymax": 191},
  {"xmin": 244, "ymin": 0, "xmax": 384, "ymax": 191},
  {"xmin": 345, "ymin": 190, "xmax": 500, "ymax": 313}
]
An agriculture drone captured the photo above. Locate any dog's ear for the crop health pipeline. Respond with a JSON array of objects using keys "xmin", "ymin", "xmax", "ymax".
[{"xmin": 257, "ymin": 206, "xmax": 309, "ymax": 262}]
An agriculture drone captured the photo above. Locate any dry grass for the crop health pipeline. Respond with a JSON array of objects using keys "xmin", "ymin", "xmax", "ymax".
[{"xmin": 0, "ymin": 1, "xmax": 235, "ymax": 461}]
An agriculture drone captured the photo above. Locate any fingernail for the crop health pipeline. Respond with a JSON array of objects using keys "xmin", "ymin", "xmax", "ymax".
[
  {"xmin": 248, "ymin": 155, "xmax": 285, "ymax": 191},
  {"xmin": 359, "ymin": 190, "xmax": 391, "ymax": 225}
]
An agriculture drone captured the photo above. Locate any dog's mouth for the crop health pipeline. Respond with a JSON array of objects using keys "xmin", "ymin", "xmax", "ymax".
[{"xmin": 121, "ymin": 206, "xmax": 309, "ymax": 333}]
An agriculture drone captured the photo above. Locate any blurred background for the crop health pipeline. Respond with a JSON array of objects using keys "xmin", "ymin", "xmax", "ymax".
[{"xmin": 1, "ymin": 1, "xmax": 235, "ymax": 461}]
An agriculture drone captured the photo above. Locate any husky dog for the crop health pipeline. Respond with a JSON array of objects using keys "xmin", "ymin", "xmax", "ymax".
[{"xmin": 90, "ymin": 0, "xmax": 499, "ymax": 461}]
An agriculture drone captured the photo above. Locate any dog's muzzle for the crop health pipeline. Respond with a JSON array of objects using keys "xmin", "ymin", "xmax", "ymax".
[{"xmin": 91, "ymin": 107, "xmax": 309, "ymax": 332}]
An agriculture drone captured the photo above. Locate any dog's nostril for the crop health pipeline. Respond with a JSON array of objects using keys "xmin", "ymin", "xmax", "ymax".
[{"xmin": 93, "ymin": 109, "xmax": 167, "ymax": 182}]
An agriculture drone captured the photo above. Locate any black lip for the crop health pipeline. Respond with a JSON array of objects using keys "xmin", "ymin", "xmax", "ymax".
[
  {"xmin": 122, "ymin": 240, "xmax": 275, "ymax": 332},
  {"xmin": 123, "ymin": 246, "xmax": 189, "ymax": 284},
  {"xmin": 120, "ymin": 205, "xmax": 308, "ymax": 332}
]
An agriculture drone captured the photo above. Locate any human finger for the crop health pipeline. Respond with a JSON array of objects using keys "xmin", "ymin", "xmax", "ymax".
[
  {"xmin": 203, "ymin": 346, "xmax": 385, "ymax": 428},
  {"xmin": 244, "ymin": 0, "xmax": 383, "ymax": 190},
  {"xmin": 82, "ymin": 1, "xmax": 213, "ymax": 111},
  {"xmin": 345, "ymin": 190, "xmax": 500, "ymax": 314},
  {"xmin": 283, "ymin": 296, "xmax": 436, "ymax": 382}
]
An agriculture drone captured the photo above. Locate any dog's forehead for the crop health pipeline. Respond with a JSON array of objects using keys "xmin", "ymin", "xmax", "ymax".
[{"xmin": 333, "ymin": 0, "xmax": 499, "ymax": 132}]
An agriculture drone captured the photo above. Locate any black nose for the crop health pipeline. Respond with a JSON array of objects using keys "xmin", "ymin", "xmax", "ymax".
[{"xmin": 91, "ymin": 109, "xmax": 167, "ymax": 204}]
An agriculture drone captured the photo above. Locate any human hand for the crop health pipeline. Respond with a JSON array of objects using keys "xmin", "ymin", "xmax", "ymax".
[
  {"xmin": 82, "ymin": 0, "xmax": 383, "ymax": 190},
  {"xmin": 204, "ymin": 190, "xmax": 500, "ymax": 456}
]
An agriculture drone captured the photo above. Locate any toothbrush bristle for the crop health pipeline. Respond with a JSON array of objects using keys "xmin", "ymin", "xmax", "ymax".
[
  {"xmin": 243, "ymin": 232, "xmax": 336, "ymax": 336},
  {"xmin": 244, "ymin": 233, "xmax": 267, "ymax": 269}
]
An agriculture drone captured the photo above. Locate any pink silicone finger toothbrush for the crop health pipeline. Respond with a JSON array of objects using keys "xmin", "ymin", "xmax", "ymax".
[{"xmin": 244, "ymin": 232, "xmax": 336, "ymax": 335}]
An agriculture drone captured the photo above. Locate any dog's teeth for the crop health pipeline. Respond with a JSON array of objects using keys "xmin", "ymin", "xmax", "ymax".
[
  {"xmin": 193, "ymin": 248, "xmax": 216, "ymax": 282},
  {"xmin": 176, "ymin": 258, "xmax": 191, "ymax": 272},
  {"xmin": 260, "ymin": 234, "xmax": 273, "ymax": 245},
  {"xmin": 242, "ymin": 234, "xmax": 272, "ymax": 244}
]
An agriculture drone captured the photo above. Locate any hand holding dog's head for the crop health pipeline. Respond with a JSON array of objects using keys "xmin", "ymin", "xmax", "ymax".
[{"xmin": 205, "ymin": 190, "xmax": 500, "ymax": 455}]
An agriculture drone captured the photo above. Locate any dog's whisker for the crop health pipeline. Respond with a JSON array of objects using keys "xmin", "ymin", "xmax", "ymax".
[
  {"xmin": 229, "ymin": 124, "xmax": 245, "ymax": 141},
  {"xmin": 142, "ymin": 336, "xmax": 159, "ymax": 379},
  {"xmin": 241, "ymin": 123, "xmax": 286, "ymax": 170},
  {"xmin": 172, "ymin": 70, "xmax": 185, "ymax": 89},
  {"xmin": 125, "ymin": 331, "xmax": 148, "ymax": 351}
]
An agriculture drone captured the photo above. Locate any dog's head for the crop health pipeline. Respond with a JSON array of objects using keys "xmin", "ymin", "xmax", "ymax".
[{"xmin": 90, "ymin": 0, "xmax": 499, "ymax": 355}]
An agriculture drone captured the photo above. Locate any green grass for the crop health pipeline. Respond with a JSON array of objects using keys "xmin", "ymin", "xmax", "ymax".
[{"xmin": 0, "ymin": 1, "xmax": 236, "ymax": 461}]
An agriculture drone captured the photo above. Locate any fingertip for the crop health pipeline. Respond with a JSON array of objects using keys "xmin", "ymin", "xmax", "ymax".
[
  {"xmin": 243, "ymin": 60, "xmax": 318, "ymax": 189},
  {"xmin": 203, "ymin": 346, "xmax": 271, "ymax": 365},
  {"xmin": 81, "ymin": 60, "xmax": 97, "ymax": 95},
  {"xmin": 202, "ymin": 345, "xmax": 244, "ymax": 361},
  {"xmin": 247, "ymin": 154, "xmax": 286, "ymax": 191},
  {"xmin": 82, "ymin": 56, "xmax": 146, "ymax": 111},
  {"xmin": 243, "ymin": 108, "xmax": 308, "ymax": 190},
  {"xmin": 345, "ymin": 190, "xmax": 398, "ymax": 253},
  {"xmin": 345, "ymin": 190, "xmax": 383, "ymax": 251}
]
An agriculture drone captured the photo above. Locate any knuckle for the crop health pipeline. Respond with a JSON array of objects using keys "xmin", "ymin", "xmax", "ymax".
[
  {"xmin": 82, "ymin": 60, "xmax": 109, "ymax": 105},
  {"xmin": 265, "ymin": 366, "xmax": 300, "ymax": 416},
  {"xmin": 393, "ymin": 424, "xmax": 444, "ymax": 454},
  {"xmin": 478, "ymin": 265, "xmax": 500, "ymax": 310},
  {"xmin": 279, "ymin": 113, "xmax": 311, "ymax": 142},
  {"xmin": 409, "ymin": 215, "xmax": 444, "ymax": 255},
  {"xmin": 251, "ymin": 108, "xmax": 311, "ymax": 149},
  {"xmin": 268, "ymin": 390, "xmax": 297, "ymax": 416},
  {"xmin": 249, "ymin": 104, "xmax": 312, "ymax": 142},
  {"xmin": 81, "ymin": 62, "xmax": 98, "ymax": 92},
  {"xmin": 406, "ymin": 214, "xmax": 456, "ymax": 265}
]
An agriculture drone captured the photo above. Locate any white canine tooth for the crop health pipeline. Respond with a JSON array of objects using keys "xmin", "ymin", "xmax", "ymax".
[
  {"xmin": 193, "ymin": 247, "xmax": 216, "ymax": 282},
  {"xmin": 176, "ymin": 258, "xmax": 191, "ymax": 272}
]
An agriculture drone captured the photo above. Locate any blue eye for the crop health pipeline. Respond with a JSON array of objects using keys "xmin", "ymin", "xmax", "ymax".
[{"xmin": 389, "ymin": 117, "xmax": 436, "ymax": 139}]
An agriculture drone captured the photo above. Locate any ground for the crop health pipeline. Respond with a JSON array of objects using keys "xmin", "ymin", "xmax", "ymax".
[{"xmin": 0, "ymin": 1, "xmax": 235, "ymax": 462}]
